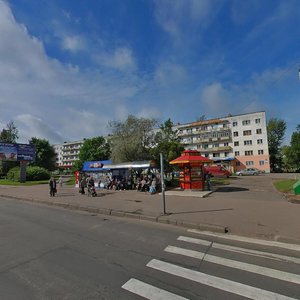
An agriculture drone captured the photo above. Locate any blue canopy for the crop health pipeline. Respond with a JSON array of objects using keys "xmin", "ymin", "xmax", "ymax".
[{"xmin": 82, "ymin": 160, "xmax": 112, "ymax": 171}]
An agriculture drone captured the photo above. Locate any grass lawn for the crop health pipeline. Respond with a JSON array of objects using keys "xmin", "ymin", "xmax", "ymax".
[
  {"xmin": 273, "ymin": 179, "xmax": 298, "ymax": 193},
  {"xmin": 0, "ymin": 179, "xmax": 49, "ymax": 186}
]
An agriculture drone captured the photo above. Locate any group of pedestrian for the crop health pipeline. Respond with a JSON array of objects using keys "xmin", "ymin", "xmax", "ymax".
[
  {"xmin": 79, "ymin": 175, "xmax": 97, "ymax": 196},
  {"xmin": 136, "ymin": 175, "xmax": 158, "ymax": 194}
]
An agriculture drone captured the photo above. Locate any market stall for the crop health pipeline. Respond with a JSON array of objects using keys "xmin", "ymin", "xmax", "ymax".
[{"xmin": 170, "ymin": 150, "xmax": 212, "ymax": 190}]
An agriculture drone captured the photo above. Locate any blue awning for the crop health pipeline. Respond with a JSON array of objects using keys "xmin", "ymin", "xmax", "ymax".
[
  {"xmin": 82, "ymin": 160, "xmax": 112, "ymax": 171},
  {"xmin": 211, "ymin": 157, "xmax": 235, "ymax": 161}
]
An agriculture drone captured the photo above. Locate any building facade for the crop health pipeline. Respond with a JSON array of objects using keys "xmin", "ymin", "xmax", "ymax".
[
  {"xmin": 54, "ymin": 140, "xmax": 84, "ymax": 169},
  {"xmin": 176, "ymin": 111, "xmax": 270, "ymax": 173}
]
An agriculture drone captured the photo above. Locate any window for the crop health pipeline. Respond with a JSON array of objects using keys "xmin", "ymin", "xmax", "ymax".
[
  {"xmin": 234, "ymin": 141, "xmax": 239, "ymax": 146},
  {"xmin": 246, "ymin": 161, "xmax": 254, "ymax": 166},
  {"xmin": 258, "ymin": 150, "xmax": 264, "ymax": 155},
  {"xmin": 235, "ymin": 151, "xmax": 240, "ymax": 156},
  {"xmin": 244, "ymin": 140, "xmax": 252, "ymax": 146},
  {"xmin": 205, "ymin": 153, "xmax": 209, "ymax": 157},
  {"xmin": 224, "ymin": 142, "xmax": 229, "ymax": 146},
  {"xmin": 257, "ymin": 139, "xmax": 263, "ymax": 144},
  {"xmin": 245, "ymin": 150, "xmax": 253, "ymax": 156},
  {"xmin": 233, "ymin": 121, "xmax": 238, "ymax": 127},
  {"xmin": 213, "ymin": 153, "xmax": 218, "ymax": 157},
  {"xmin": 234, "ymin": 131, "xmax": 239, "ymax": 137},
  {"xmin": 224, "ymin": 152, "xmax": 229, "ymax": 157},
  {"xmin": 256, "ymin": 129, "xmax": 262, "ymax": 134},
  {"xmin": 242, "ymin": 120, "xmax": 251, "ymax": 125},
  {"xmin": 243, "ymin": 130, "xmax": 252, "ymax": 136},
  {"xmin": 259, "ymin": 161, "xmax": 265, "ymax": 166},
  {"xmin": 214, "ymin": 143, "xmax": 219, "ymax": 148},
  {"xmin": 236, "ymin": 161, "xmax": 241, "ymax": 166},
  {"xmin": 255, "ymin": 118, "xmax": 261, "ymax": 124}
]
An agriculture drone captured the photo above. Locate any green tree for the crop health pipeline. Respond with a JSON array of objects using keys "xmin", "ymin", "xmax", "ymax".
[
  {"xmin": 281, "ymin": 145, "xmax": 294, "ymax": 172},
  {"xmin": 29, "ymin": 137, "xmax": 56, "ymax": 171},
  {"xmin": 79, "ymin": 136, "xmax": 111, "ymax": 162},
  {"xmin": 108, "ymin": 115, "xmax": 157, "ymax": 162},
  {"xmin": 151, "ymin": 118, "xmax": 184, "ymax": 170},
  {"xmin": 289, "ymin": 125, "xmax": 300, "ymax": 171},
  {"xmin": 0, "ymin": 121, "xmax": 19, "ymax": 176},
  {"xmin": 267, "ymin": 118, "xmax": 286, "ymax": 172},
  {"xmin": 0, "ymin": 121, "xmax": 18, "ymax": 143}
]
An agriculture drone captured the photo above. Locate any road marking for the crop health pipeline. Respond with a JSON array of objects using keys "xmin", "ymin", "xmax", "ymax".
[
  {"xmin": 147, "ymin": 259, "xmax": 298, "ymax": 300},
  {"xmin": 188, "ymin": 230, "xmax": 300, "ymax": 252},
  {"xmin": 165, "ymin": 245, "xmax": 300, "ymax": 285},
  {"xmin": 178, "ymin": 236, "xmax": 300, "ymax": 264},
  {"xmin": 122, "ymin": 278, "xmax": 188, "ymax": 300}
]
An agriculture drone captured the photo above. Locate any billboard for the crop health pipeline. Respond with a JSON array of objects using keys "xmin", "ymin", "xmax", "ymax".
[{"xmin": 0, "ymin": 142, "xmax": 35, "ymax": 162}]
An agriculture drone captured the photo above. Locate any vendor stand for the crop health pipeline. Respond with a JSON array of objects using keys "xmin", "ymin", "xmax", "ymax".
[{"xmin": 170, "ymin": 150, "xmax": 212, "ymax": 190}]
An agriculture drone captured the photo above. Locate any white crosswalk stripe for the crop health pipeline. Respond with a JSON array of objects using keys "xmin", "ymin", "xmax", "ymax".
[
  {"xmin": 122, "ymin": 231, "xmax": 300, "ymax": 299},
  {"xmin": 147, "ymin": 259, "xmax": 298, "ymax": 300},
  {"xmin": 165, "ymin": 245, "xmax": 300, "ymax": 284},
  {"xmin": 122, "ymin": 278, "xmax": 188, "ymax": 300},
  {"xmin": 188, "ymin": 229, "xmax": 300, "ymax": 252},
  {"xmin": 178, "ymin": 235, "xmax": 300, "ymax": 264}
]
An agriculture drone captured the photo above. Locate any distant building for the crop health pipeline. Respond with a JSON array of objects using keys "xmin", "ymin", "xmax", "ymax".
[
  {"xmin": 54, "ymin": 140, "xmax": 84, "ymax": 169},
  {"xmin": 54, "ymin": 111, "xmax": 270, "ymax": 173},
  {"xmin": 176, "ymin": 111, "xmax": 270, "ymax": 173}
]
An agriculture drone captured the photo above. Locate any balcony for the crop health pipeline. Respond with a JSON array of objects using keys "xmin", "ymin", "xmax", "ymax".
[{"xmin": 200, "ymin": 146, "xmax": 232, "ymax": 153}]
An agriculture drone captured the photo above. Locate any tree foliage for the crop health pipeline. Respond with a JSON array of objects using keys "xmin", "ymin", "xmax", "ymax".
[
  {"xmin": 0, "ymin": 121, "xmax": 19, "ymax": 143},
  {"xmin": 108, "ymin": 115, "xmax": 157, "ymax": 163},
  {"xmin": 29, "ymin": 137, "xmax": 56, "ymax": 171},
  {"xmin": 267, "ymin": 118, "xmax": 286, "ymax": 172},
  {"xmin": 79, "ymin": 136, "xmax": 111, "ymax": 162},
  {"xmin": 282, "ymin": 125, "xmax": 300, "ymax": 171},
  {"xmin": 150, "ymin": 118, "xmax": 184, "ymax": 170}
]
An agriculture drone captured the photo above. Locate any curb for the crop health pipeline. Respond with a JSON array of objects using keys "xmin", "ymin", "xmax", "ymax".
[{"xmin": 0, "ymin": 193, "xmax": 228, "ymax": 234}]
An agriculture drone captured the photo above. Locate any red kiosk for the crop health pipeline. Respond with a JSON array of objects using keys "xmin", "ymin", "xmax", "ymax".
[{"xmin": 170, "ymin": 150, "xmax": 212, "ymax": 190}]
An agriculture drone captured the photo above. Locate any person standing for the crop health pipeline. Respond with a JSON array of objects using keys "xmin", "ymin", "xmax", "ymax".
[
  {"xmin": 49, "ymin": 177, "xmax": 57, "ymax": 197},
  {"xmin": 205, "ymin": 172, "xmax": 212, "ymax": 191}
]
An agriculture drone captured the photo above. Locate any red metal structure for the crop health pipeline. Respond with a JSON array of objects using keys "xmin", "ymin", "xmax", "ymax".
[{"xmin": 170, "ymin": 150, "xmax": 212, "ymax": 190}]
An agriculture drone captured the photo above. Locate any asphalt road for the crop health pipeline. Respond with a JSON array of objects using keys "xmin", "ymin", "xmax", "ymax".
[{"xmin": 0, "ymin": 197, "xmax": 299, "ymax": 299}]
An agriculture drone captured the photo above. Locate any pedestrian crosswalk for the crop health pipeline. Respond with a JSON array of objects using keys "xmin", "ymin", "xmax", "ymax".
[{"xmin": 122, "ymin": 230, "xmax": 300, "ymax": 299}]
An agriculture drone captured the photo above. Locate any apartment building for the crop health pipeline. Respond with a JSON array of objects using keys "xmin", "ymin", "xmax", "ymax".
[
  {"xmin": 176, "ymin": 111, "xmax": 270, "ymax": 173},
  {"xmin": 54, "ymin": 140, "xmax": 84, "ymax": 169}
]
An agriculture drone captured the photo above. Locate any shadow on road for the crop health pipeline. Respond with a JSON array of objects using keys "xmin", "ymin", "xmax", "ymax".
[{"xmin": 214, "ymin": 187, "xmax": 249, "ymax": 192}]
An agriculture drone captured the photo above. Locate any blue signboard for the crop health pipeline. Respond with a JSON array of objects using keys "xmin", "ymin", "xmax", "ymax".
[{"xmin": 0, "ymin": 142, "xmax": 35, "ymax": 162}]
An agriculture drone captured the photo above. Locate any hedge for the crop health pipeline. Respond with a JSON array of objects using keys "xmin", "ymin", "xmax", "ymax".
[{"xmin": 7, "ymin": 166, "xmax": 50, "ymax": 182}]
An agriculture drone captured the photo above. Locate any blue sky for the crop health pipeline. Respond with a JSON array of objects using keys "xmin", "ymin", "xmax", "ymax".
[{"xmin": 1, "ymin": 0, "xmax": 300, "ymax": 144}]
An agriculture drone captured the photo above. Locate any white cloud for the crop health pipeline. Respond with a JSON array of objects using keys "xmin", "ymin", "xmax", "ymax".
[
  {"xmin": 0, "ymin": 1, "xmax": 141, "ymax": 144},
  {"xmin": 94, "ymin": 47, "xmax": 136, "ymax": 71},
  {"xmin": 61, "ymin": 35, "xmax": 87, "ymax": 52},
  {"xmin": 154, "ymin": 0, "xmax": 219, "ymax": 41},
  {"xmin": 154, "ymin": 62, "xmax": 187, "ymax": 86},
  {"xmin": 15, "ymin": 114, "xmax": 65, "ymax": 144}
]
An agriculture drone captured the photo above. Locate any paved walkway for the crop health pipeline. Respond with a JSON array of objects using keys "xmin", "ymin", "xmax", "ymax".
[{"xmin": 0, "ymin": 174, "xmax": 300, "ymax": 244}]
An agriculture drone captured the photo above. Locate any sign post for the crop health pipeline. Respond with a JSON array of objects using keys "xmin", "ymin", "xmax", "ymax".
[
  {"xmin": 160, "ymin": 153, "xmax": 166, "ymax": 215},
  {"xmin": 0, "ymin": 142, "xmax": 35, "ymax": 182}
]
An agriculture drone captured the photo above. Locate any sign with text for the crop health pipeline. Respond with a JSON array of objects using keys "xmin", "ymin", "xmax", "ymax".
[{"xmin": 0, "ymin": 142, "xmax": 35, "ymax": 162}]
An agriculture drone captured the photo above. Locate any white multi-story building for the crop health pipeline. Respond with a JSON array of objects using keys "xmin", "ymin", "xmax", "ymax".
[
  {"xmin": 176, "ymin": 111, "xmax": 270, "ymax": 173},
  {"xmin": 54, "ymin": 140, "xmax": 84, "ymax": 169}
]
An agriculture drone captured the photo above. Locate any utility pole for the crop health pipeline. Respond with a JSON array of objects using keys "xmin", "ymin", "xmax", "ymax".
[{"xmin": 160, "ymin": 153, "xmax": 166, "ymax": 215}]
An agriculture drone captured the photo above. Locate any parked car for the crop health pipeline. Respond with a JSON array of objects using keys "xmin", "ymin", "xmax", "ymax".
[
  {"xmin": 204, "ymin": 165, "xmax": 232, "ymax": 178},
  {"xmin": 236, "ymin": 168, "xmax": 260, "ymax": 176}
]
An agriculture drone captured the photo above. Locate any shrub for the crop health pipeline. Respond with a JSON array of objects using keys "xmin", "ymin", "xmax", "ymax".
[
  {"xmin": 26, "ymin": 166, "xmax": 50, "ymax": 181},
  {"xmin": 6, "ymin": 166, "xmax": 50, "ymax": 182},
  {"xmin": 6, "ymin": 167, "xmax": 21, "ymax": 181}
]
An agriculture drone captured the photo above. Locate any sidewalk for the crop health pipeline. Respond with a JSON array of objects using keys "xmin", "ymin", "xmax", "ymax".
[{"xmin": 0, "ymin": 174, "xmax": 300, "ymax": 245}]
